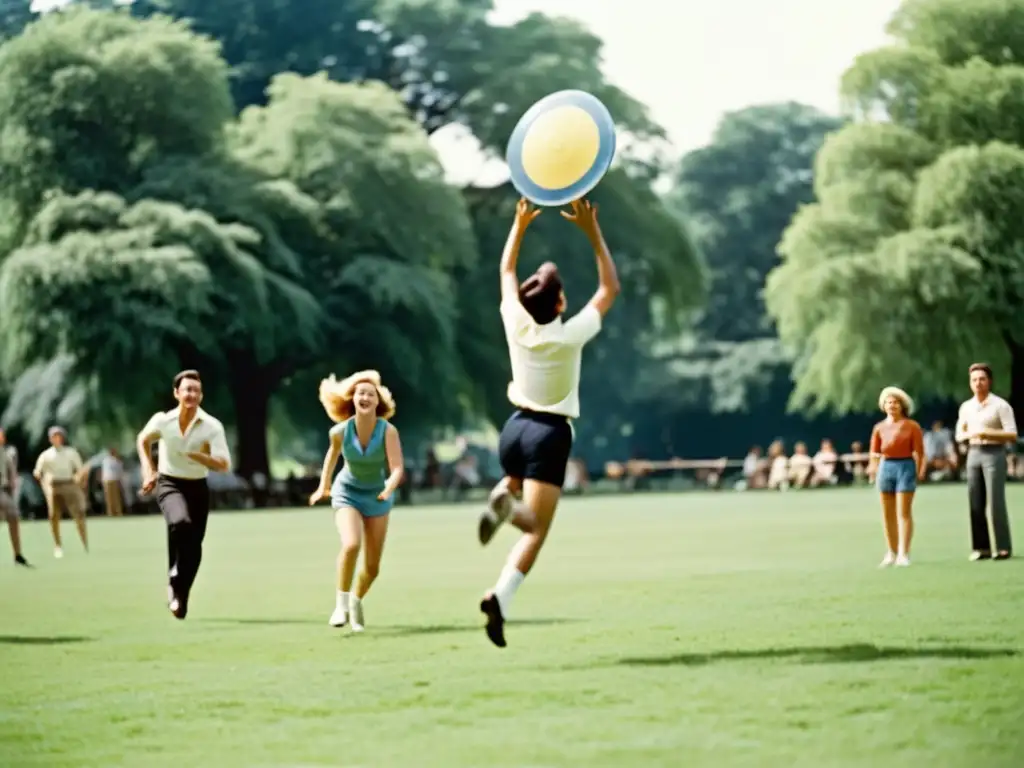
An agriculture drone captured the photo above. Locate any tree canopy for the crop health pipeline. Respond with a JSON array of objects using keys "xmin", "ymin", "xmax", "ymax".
[
  {"xmin": 0, "ymin": 1, "xmax": 703, "ymax": 474},
  {"xmin": 765, "ymin": 0, "xmax": 1024, "ymax": 417}
]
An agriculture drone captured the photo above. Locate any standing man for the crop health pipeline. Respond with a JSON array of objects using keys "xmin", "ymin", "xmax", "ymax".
[
  {"xmin": 136, "ymin": 370, "xmax": 231, "ymax": 620},
  {"xmin": 0, "ymin": 428, "xmax": 31, "ymax": 567},
  {"xmin": 33, "ymin": 426, "xmax": 88, "ymax": 559},
  {"xmin": 87, "ymin": 448, "xmax": 126, "ymax": 517},
  {"xmin": 956, "ymin": 363, "xmax": 1018, "ymax": 561}
]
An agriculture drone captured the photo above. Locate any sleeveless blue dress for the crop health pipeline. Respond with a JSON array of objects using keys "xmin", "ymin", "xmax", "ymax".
[{"xmin": 329, "ymin": 418, "xmax": 392, "ymax": 517}]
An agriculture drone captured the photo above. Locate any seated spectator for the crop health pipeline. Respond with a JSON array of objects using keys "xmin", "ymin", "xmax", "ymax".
[
  {"xmin": 923, "ymin": 420, "xmax": 958, "ymax": 481},
  {"xmin": 845, "ymin": 440, "xmax": 869, "ymax": 483},
  {"xmin": 742, "ymin": 446, "xmax": 767, "ymax": 489},
  {"xmin": 788, "ymin": 441, "xmax": 814, "ymax": 488},
  {"xmin": 811, "ymin": 439, "xmax": 839, "ymax": 487},
  {"xmin": 767, "ymin": 440, "xmax": 789, "ymax": 490}
]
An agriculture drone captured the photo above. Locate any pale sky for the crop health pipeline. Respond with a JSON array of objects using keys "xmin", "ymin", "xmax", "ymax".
[
  {"xmin": 439, "ymin": 0, "xmax": 903, "ymax": 184},
  {"xmin": 33, "ymin": 0, "xmax": 903, "ymax": 183}
]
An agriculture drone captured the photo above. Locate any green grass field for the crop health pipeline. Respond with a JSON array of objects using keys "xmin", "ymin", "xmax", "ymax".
[{"xmin": 2, "ymin": 485, "xmax": 1023, "ymax": 768}]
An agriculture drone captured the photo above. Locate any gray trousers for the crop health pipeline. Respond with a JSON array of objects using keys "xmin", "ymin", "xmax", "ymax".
[{"xmin": 966, "ymin": 446, "xmax": 1012, "ymax": 553}]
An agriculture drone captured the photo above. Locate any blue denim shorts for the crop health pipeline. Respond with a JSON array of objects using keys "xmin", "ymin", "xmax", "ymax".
[{"xmin": 877, "ymin": 458, "xmax": 916, "ymax": 494}]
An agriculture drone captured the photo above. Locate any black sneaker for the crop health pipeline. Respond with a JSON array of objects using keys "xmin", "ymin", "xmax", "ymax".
[
  {"xmin": 14, "ymin": 554, "xmax": 31, "ymax": 567},
  {"xmin": 480, "ymin": 593, "xmax": 506, "ymax": 648}
]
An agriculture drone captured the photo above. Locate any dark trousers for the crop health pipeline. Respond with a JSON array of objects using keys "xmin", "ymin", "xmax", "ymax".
[
  {"xmin": 966, "ymin": 446, "xmax": 1012, "ymax": 554},
  {"xmin": 156, "ymin": 475, "xmax": 210, "ymax": 600}
]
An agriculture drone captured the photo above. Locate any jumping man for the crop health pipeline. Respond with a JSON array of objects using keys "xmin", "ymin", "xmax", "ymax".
[
  {"xmin": 137, "ymin": 370, "xmax": 231, "ymax": 619},
  {"xmin": 477, "ymin": 197, "xmax": 619, "ymax": 647}
]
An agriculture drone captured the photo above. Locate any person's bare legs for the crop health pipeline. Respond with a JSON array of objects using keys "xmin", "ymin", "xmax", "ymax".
[
  {"xmin": 879, "ymin": 492, "xmax": 898, "ymax": 567},
  {"xmin": 896, "ymin": 492, "xmax": 915, "ymax": 565},
  {"xmin": 329, "ymin": 507, "xmax": 362, "ymax": 627},
  {"xmin": 479, "ymin": 476, "xmax": 540, "ymax": 543},
  {"xmin": 351, "ymin": 514, "xmax": 390, "ymax": 632},
  {"xmin": 481, "ymin": 479, "xmax": 562, "ymax": 647}
]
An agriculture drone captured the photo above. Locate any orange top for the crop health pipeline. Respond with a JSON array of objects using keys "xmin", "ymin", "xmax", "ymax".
[{"xmin": 870, "ymin": 418, "xmax": 924, "ymax": 460}]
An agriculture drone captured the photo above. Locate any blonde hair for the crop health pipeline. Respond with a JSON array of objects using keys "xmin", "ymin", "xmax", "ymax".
[
  {"xmin": 318, "ymin": 369, "xmax": 396, "ymax": 423},
  {"xmin": 878, "ymin": 386, "xmax": 914, "ymax": 416}
]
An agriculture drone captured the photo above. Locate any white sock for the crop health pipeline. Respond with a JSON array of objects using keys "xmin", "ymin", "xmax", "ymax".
[
  {"xmin": 493, "ymin": 565, "xmax": 525, "ymax": 617},
  {"xmin": 336, "ymin": 591, "xmax": 349, "ymax": 611}
]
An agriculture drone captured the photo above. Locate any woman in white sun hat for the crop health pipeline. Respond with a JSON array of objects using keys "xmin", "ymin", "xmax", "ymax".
[{"xmin": 868, "ymin": 387, "xmax": 925, "ymax": 567}]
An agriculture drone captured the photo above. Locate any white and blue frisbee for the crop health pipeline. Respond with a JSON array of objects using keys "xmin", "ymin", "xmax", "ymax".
[{"xmin": 506, "ymin": 90, "xmax": 617, "ymax": 207}]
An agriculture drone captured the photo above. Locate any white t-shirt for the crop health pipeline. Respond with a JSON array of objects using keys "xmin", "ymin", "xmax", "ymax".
[
  {"xmin": 500, "ymin": 298, "xmax": 602, "ymax": 419},
  {"xmin": 140, "ymin": 406, "xmax": 231, "ymax": 480}
]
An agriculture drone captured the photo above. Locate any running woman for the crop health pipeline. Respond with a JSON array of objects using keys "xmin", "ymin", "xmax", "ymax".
[
  {"xmin": 310, "ymin": 370, "xmax": 405, "ymax": 633},
  {"xmin": 477, "ymin": 197, "xmax": 619, "ymax": 647}
]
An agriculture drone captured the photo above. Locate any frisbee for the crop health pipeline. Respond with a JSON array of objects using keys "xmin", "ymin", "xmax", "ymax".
[{"xmin": 506, "ymin": 90, "xmax": 616, "ymax": 207}]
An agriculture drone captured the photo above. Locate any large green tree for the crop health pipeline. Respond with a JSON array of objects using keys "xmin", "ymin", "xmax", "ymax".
[
  {"xmin": 126, "ymin": 0, "xmax": 704, "ymax": 464},
  {"xmin": 765, "ymin": 0, "xmax": 1024, "ymax": 419},
  {"xmin": 0, "ymin": 7, "xmax": 477, "ymax": 478},
  {"xmin": 655, "ymin": 103, "xmax": 842, "ymax": 423}
]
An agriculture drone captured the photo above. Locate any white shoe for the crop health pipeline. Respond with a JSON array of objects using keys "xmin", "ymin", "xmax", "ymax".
[
  {"xmin": 53, "ymin": 547, "xmax": 63, "ymax": 559},
  {"xmin": 350, "ymin": 600, "xmax": 365, "ymax": 633},
  {"xmin": 478, "ymin": 484, "xmax": 514, "ymax": 545},
  {"xmin": 328, "ymin": 606, "xmax": 348, "ymax": 628},
  {"xmin": 895, "ymin": 554, "xmax": 911, "ymax": 567},
  {"xmin": 878, "ymin": 551, "xmax": 896, "ymax": 568}
]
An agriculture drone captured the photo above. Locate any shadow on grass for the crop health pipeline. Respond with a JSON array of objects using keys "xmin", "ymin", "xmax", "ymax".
[
  {"xmin": 617, "ymin": 643, "xmax": 1020, "ymax": 667},
  {"xmin": 381, "ymin": 618, "xmax": 581, "ymax": 637},
  {"xmin": 0, "ymin": 635, "xmax": 92, "ymax": 645},
  {"xmin": 199, "ymin": 617, "xmax": 580, "ymax": 634},
  {"xmin": 200, "ymin": 618, "xmax": 324, "ymax": 626}
]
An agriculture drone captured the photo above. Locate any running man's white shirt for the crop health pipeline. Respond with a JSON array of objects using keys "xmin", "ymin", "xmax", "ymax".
[
  {"xmin": 500, "ymin": 297, "xmax": 602, "ymax": 419},
  {"xmin": 140, "ymin": 407, "xmax": 232, "ymax": 479}
]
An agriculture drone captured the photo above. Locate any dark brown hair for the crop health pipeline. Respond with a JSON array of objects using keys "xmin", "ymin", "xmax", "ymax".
[
  {"xmin": 173, "ymin": 369, "xmax": 202, "ymax": 390},
  {"xmin": 968, "ymin": 363, "xmax": 993, "ymax": 382},
  {"xmin": 518, "ymin": 262, "xmax": 563, "ymax": 324}
]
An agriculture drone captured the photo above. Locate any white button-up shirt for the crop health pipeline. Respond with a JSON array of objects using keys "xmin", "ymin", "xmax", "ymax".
[
  {"xmin": 500, "ymin": 299, "xmax": 602, "ymax": 419},
  {"xmin": 140, "ymin": 407, "xmax": 231, "ymax": 479},
  {"xmin": 34, "ymin": 446, "xmax": 84, "ymax": 482},
  {"xmin": 956, "ymin": 394, "xmax": 1018, "ymax": 446}
]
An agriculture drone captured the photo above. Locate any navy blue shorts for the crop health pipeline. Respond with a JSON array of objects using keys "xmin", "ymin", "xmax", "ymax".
[
  {"xmin": 877, "ymin": 458, "xmax": 917, "ymax": 494},
  {"xmin": 498, "ymin": 409, "xmax": 574, "ymax": 488}
]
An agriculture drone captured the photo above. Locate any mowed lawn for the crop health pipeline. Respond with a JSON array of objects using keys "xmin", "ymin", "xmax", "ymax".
[{"xmin": 2, "ymin": 486, "xmax": 1023, "ymax": 768}]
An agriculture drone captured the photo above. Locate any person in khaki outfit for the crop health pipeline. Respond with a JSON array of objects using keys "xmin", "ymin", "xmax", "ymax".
[
  {"xmin": 0, "ymin": 427, "xmax": 31, "ymax": 567},
  {"xmin": 33, "ymin": 426, "xmax": 88, "ymax": 559}
]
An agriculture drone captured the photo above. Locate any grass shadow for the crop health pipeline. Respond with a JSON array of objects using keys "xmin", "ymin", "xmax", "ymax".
[
  {"xmin": 381, "ymin": 618, "xmax": 581, "ymax": 638},
  {"xmin": 617, "ymin": 643, "xmax": 1020, "ymax": 667},
  {"xmin": 0, "ymin": 635, "xmax": 92, "ymax": 646},
  {"xmin": 200, "ymin": 618, "xmax": 325, "ymax": 626}
]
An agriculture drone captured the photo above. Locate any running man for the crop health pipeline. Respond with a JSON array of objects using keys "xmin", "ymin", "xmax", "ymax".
[
  {"xmin": 137, "ymin": 370, "xmax": 231, "ymax": 619},
  {"xmin": 477, "ymin": 197, "xmax": 619, "ymax": 647}
]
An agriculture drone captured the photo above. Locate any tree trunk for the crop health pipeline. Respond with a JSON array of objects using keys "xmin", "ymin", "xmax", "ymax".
[
  {"xmin": 1008, "ymin": 338, "xmax": 1024, "ymax": 427},
  {"xmin": 226, "ymin": 355, "xmax": 275, "ymax": 507}
]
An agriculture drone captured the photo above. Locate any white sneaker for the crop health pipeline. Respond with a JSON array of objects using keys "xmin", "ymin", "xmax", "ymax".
[
  {"xmin": 350, "ymin": 599, "xmax": 365, "ymax": 633},
  {"xmin": 878, "ymin": 551, "xmax": 896, "ymax": 568},
  {"xmin": 478, "ymin": 484, "xmax": 514, "ymax": 545},
  {"xmin": 328, "ymin": 606, "xmax": 348, "ymax": 628},
  {"xmin": 53, "ymin": 547, "xmax": 63, "ymax": 559},
  {"xmin": 895, "ymin": 554, "xmax": 911, "ymax": 567}
]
